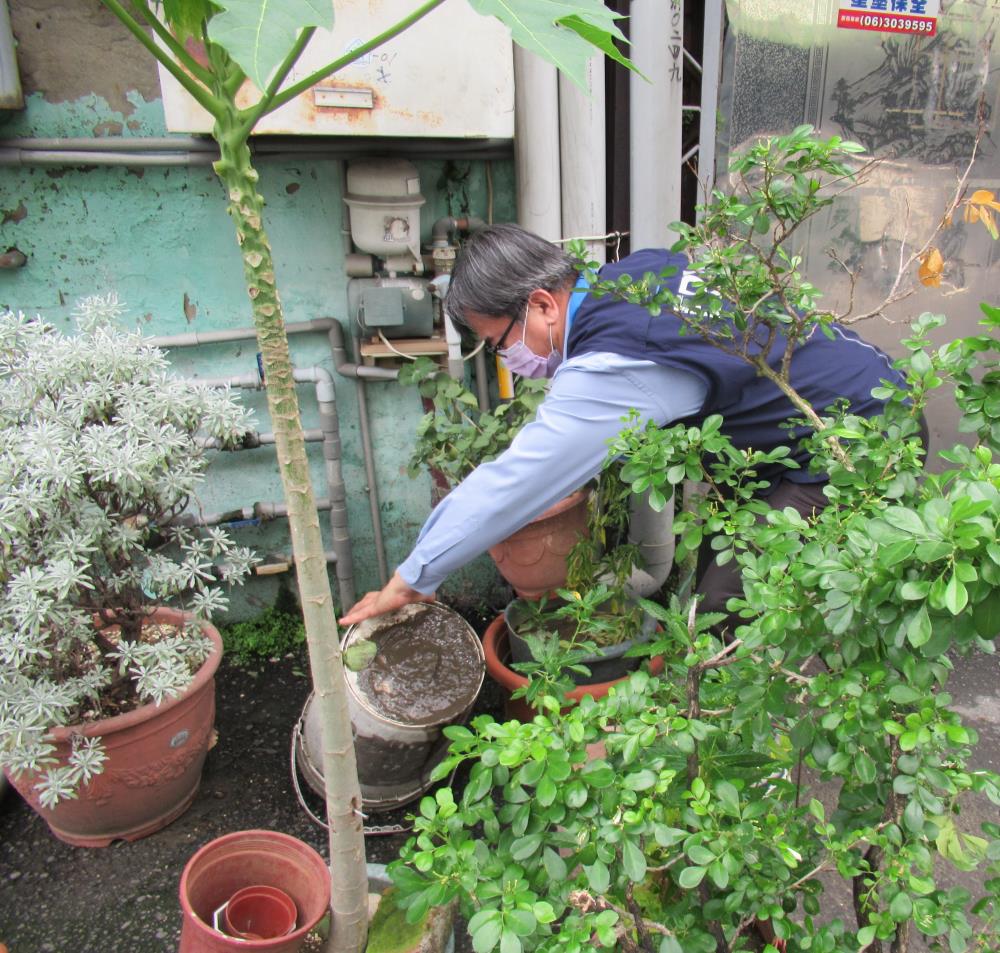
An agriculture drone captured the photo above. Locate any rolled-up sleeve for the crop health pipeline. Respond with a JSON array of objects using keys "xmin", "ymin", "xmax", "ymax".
[{"xmin": 397, "ymin": 354, "xmax": 707, "ymax": 593}]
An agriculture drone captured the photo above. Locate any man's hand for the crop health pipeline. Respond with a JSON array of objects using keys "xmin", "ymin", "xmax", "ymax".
[{"xmin": 339, "ymin": 571, "xmax": 436, "ymax": 626}]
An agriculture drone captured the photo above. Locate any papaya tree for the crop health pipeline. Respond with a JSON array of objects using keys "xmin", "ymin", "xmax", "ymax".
[{"xmin": 96, "ymin": 1, "xmax": 633, "ymax": 950}]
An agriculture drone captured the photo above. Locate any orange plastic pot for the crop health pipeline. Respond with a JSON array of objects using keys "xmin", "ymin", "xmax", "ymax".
[
  {"xmin": 178, "ymin": 830, "xmax": 330, "ymax": 953},
  {"xmin": 487, "ymin": 489, "xmax": 590, "ymax": 599},
  {"xmin": 223, "ymin": 885, "xmax": 298, "ymax": 940},
  {"xmin": 5, "ymin": 607, "xmax": 221, "ymax": 847},
  {"xmin": 482, "ymin": 614, "xmax": 665, "ymax": 721}
]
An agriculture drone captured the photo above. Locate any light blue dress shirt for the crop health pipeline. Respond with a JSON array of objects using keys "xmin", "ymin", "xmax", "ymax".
[{"xmin": 397, "ymin": 285, "xmax": 708, "ymax": 594}]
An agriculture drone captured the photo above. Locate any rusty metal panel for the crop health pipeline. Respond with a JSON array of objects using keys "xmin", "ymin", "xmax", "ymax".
[{"xmin": 158, "ymin": 0, "xmax": 514, "ymax": 138}]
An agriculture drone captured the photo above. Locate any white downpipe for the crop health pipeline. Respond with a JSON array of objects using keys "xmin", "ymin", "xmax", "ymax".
[
  {"xmin": 627, "ymin": 0, "xmax": 686, "ymax": 587},
  {"xmin": 630, "ymin": 0, "xmax": 685, "ymax": 249},
  {"xmin": 514, "ymin": 47, "xmax": 561, "ymax": 239},
  {"xmin": 559, "ymin": 56, "xmax": 607, "ymax": 265}
]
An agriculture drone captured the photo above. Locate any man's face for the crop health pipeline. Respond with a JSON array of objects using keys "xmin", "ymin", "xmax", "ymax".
[{"xmin": 465, "ymin": 310, "xmax": 523, "ymax": 355}]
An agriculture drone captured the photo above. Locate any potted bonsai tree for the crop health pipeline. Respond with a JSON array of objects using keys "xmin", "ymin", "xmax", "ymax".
[{"xmin": 0, "ymin": 295, "xmax": 254, "ymax": 846}]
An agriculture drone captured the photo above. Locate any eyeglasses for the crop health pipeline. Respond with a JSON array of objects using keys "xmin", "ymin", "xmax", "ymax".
[{"xmin": 484, "ymin": 312, "xmax": 521, "ymax": 356}]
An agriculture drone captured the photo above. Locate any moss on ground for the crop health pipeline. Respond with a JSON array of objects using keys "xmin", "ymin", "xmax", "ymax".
[{"xmin": 366, "ymin": 887, "xmax": 427, "ymax": 953}]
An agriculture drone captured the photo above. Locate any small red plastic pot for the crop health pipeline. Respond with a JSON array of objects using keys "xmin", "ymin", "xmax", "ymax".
[{"xmin": 223, "ymin": 885, "xmax": 298, "ymax": 940}]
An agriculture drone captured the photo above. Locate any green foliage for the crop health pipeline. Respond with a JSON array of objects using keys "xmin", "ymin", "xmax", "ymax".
[
  {"xmin": 0, "ymin": 296, "xmax": 254, "ymax": 806},
  {"xmin": 400, "ymin": 357, "xmax": 547, "ymax": 487},
  {"xmin": 389, "ymin": 133, "xmax": 1000, "ymax": 953},
  {"xmin": 220, "ymin": 604, "xmax": 305, "ymax": 665},
  {"xmin": 207, "ymin": 0, "xmax": 333, "ymax": 92},
  {"xmin": 468, "ymin": 0, "xmax": 637, "ymax": 91}
]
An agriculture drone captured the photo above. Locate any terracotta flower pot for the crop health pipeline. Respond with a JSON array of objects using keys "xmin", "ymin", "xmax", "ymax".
[
  {"xmin": 178, "ymin": 829, "xmax": 330, "ymax": 953},
  {"xmin": 487, "ymin": 488, "xmax": 590, "ymax": 599},
  {"xmin": 482, "ymin": 613, "xmax": 664, "ymax": 722},
  {"xmin": 5, "ymin": 607, "xmax": 222, "ymax": 848}
]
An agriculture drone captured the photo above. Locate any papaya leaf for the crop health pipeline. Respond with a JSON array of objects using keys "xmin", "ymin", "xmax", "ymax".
[
  {"xmin": 468, "ymin": 0, "xmax": 631, "ymax": 91},
  {"xmin": 208, "ymin": 0, "xmax": 333, "ymax": 91}
]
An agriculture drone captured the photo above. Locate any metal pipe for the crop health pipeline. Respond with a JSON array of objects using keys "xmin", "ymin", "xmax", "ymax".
[
  {"xmin": 2, "ymin": 136, "xmax": 213, "ymax": 152},
  {"xmin": 514, "ymin": 47, "xmax": 561, "ymax": 239},
  {"xmin": 0, "ymin": 149, "xmax": 215, "ymax": 167},
  {"xmin": 0, "ymin": 136, "xmax": 513, "ymax": 167},
  {"xmin": 351, "ymin": 332, "xmax": 390, "ymax": 587},
  {"xmin": 429, "ymin": 215, "xmax": 486, "ymax": 247},
  {"xmin": 473, "ymin": 346, "xmax": 490, "ymax": 412}
]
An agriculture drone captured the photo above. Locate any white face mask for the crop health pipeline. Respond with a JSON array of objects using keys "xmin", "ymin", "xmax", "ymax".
[{"xmin": 499, "ymin": 306, "xmax": 562, "ymax": 378}]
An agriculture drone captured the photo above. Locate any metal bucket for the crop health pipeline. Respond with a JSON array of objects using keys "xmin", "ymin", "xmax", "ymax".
[{"xmin": 295, "ymin": 603, "xmax": 484, "ymax": 812}]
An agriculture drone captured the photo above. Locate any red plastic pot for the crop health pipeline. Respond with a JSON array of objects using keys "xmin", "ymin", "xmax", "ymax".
[
  {"xmin": 224, "ymin": 885, "xmax": 298, "ymax": 940},
  {"xmin": 487, "ymin": 489, "xmax": 590, "ymax": 599},
  {"xmin": 482, "ymin": 614, "xmax": 665, "ymax": 721},
  {"xmin": 178, "ymin": 829, "xmax": 330, "ymax": 953},
  {"xmin": 5, "ymin": 607, "xmax": 222, "ymax": 847}
]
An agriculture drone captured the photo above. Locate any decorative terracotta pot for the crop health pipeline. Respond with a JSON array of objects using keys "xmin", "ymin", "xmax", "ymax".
[
  {"xmin": 178, "ymin": 829, "xmax": 330, "ymax": 953},
  {"xmin": 5, "ymin": 607, "xmax": 222, "ymax": 848},
  {"xmin": 487, "ymin": 488, "xmax": 590, "ymax": 599},
  {"xmin": 482, "ymin": 613, "xmax": 665, "ymax": 722}
]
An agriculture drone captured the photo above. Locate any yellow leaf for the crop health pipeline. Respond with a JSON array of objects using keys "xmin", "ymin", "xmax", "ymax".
[
  {"xmin": 964, "ymin": 203, "xmax": 980, "ymax": 223},
  {"xmin": 983, "ymin": 207, "xmax": 999, "ymax": 240},
  {"xmin": 919, "ymin": 248, "xmax": 944, "ymax": 287},
  {"xmin": 969, "ymin": 189, "xmax": 997, "ymax": 205}
]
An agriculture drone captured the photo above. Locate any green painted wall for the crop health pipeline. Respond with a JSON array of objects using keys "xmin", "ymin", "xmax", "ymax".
[{"xmin": 0, "ymin": 7, "xmax": 516, "ymax": 619}]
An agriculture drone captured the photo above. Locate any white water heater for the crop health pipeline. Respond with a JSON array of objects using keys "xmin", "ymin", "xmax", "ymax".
[{"xmin": 157, "ymin": 0, "xmax": 515, "ymax": 138}]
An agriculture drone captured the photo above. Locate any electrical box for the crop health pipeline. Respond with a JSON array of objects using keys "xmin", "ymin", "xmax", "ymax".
[
  {"xmin": 157, "ymin": 0, "xmax": 514, "ymax": 138},
  {"xmin": 349, "ymin": 279, "xmax": 434, "ymax": 339}
]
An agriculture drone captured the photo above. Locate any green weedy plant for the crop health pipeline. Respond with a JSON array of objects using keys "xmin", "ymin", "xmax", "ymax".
[
  {"xmin": 0, "ymin": 295, "xmax": 254, "ymax": 807},
  {"xmin": 220, "ymin": 604, "xmax": 306, "ymax": 666},
  {"xmin": 388, "ymin": 131, "xmax": 1000, "ymax": 953},
  {"xmin": 400, "ymin": 356, "xmax": 548, "ymax": 489}
]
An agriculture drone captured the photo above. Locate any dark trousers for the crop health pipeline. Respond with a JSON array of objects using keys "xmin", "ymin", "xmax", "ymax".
[{"xmin": 696, "ymin": 478, "xmax": 830, "ymax": 637}]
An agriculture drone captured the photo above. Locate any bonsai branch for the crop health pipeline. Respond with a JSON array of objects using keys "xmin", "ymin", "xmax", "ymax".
[{"xmin": 568, "ymin": 889, "xmax": 675, "ymax": 953}]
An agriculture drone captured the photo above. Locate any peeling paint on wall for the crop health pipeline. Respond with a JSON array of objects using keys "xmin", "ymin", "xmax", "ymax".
[{"xmin": 0, "ymin": 5, "xmax": 517, "ymax": 616}]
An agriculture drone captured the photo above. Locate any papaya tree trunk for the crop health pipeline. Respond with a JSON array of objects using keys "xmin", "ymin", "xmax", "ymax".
[{"xmin": 213, "ymin": 111, "xmax": 368, "ymax": 953}]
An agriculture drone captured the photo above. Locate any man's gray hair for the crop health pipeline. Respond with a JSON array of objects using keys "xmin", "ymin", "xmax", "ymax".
[{"xmin": 444, "ymin": 223, "xmax": 578, "ymax": 328}]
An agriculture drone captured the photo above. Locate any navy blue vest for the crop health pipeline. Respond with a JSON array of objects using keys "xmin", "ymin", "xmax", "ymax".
[{"xmin": 566, "ymin": 249, "xmax": 905, "ymax": 482}]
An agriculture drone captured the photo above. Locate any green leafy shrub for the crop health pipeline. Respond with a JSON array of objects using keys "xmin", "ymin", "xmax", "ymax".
[{"xmin": 389, "ymin": 129, "xmax": 1000, "ymax": 953}]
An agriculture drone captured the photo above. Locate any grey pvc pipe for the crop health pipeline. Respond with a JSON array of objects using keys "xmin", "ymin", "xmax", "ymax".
[
  {"xmin": 625, "ymin": 491, "xmax": 676, "ymax": 598},
  {"xmin": 184, "ymin": 365, "xmax": 356, "ymax": 609},
  {"xmin": 698, "ymin": 0, "xmax": 725, "ymax": 212},
  {"xmin": 151, "ymin": 317, "xmax": 396, "ymax": 585}
]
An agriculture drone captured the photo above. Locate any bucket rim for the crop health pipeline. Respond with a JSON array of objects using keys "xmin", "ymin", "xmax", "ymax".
[{"xmin": 340, "ymin": 603, "xmax": 485, "ymax": 730}]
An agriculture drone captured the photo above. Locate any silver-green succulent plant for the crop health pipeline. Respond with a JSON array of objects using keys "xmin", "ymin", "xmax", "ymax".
[{"xmin": 0, "ymin": 294, "xmax": 255, "ymax": 806}]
